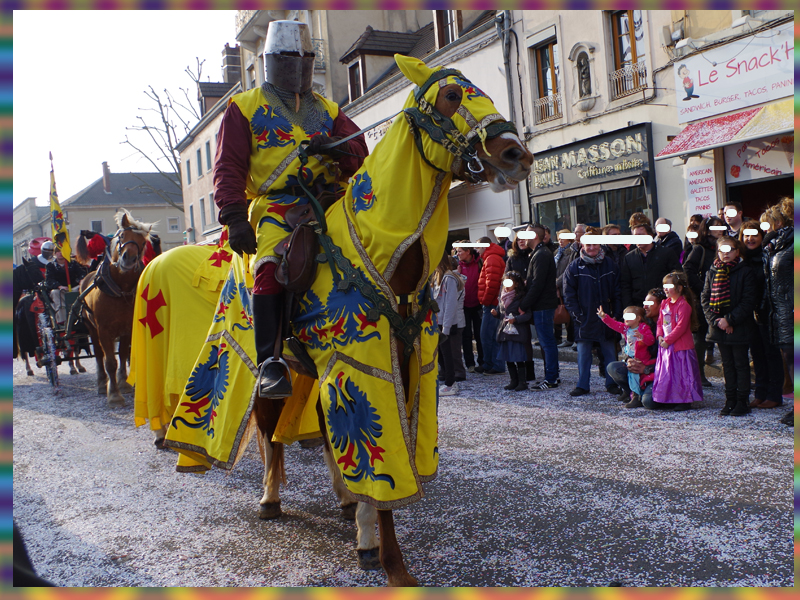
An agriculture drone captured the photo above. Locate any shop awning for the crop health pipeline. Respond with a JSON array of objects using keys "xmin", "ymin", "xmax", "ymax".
[
  {"xmin": 655, "ymin": 98, "xmax": 794, "ymax": 161},
  {"xmin": 531, "ymin": 175, "xmax": 645, "ymax": 203}
]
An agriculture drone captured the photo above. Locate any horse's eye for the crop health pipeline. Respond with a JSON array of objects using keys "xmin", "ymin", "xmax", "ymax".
[{"xmin": 447, "ymin": 92, "xmax": 461, "ymax": 102}]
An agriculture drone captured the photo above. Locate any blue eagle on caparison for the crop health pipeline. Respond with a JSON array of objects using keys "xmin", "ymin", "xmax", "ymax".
[
  {"xmin": 251, "ymin": 104, "xmax": 296, "ymax": 149},
  {"xmin": 171, "ymin": 344, "xmax": 230, "ymax": 438}
]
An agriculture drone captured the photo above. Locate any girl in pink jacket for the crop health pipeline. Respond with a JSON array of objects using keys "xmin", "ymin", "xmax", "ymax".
[
  {"xmin": 598, "ymin": 305, "xmax": 655, "ymax": 403},
  {"xmin": 652, "ymin": 271, "xmax": 703, "ymax": 409}
]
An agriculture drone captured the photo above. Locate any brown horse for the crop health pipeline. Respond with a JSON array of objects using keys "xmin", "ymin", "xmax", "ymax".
[
  {"xmin": 80, "ymin": 209, "xmax": 153, "ymax": 405},
  {"xmin": 250, "ymin": 57, "xmax": 533, "ymax": 586}
]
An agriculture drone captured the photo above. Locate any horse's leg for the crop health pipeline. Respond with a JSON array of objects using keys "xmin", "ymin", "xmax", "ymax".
[
  {"xmin": 67, "ymin": 348, "xmax": 78, "ymax": 375},
  {"xmin": 153, "ymin": 424, "xmax": 168, "ymax": 450},
  {"xmin": 117, "ymin": 335, "xmax": 134, "ymax": 394},
  {"xmin": 253, "ymin": 398, "xmax": 285, "ymax": 519},
  {"xmin": 378, "ymin": 510, "xmax": 418, "ymax": 587},
  {"xmin": 101, "ymin": 332, "xmax": 124, "ymax": 406},
  {"xmin": 86, "ymin": 324, "xmax": 107, "ymax": 394},
  {"xmin": 22, "ymin": 352, "xmax": 34, "ymax": 377}
]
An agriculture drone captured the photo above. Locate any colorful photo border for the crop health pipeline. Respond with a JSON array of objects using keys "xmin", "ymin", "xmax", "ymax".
[{"xmin": 1, "ymin": 1, "xmax": 796, "ymax": 595}]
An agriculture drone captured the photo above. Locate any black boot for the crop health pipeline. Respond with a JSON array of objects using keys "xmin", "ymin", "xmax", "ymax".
[
  {"xmin": 525, "ymin": 360, "xmax": 536, "ymax": 382},
  {"xmin": 252, "ymin": 293, "xmax": 293, "ymax": 399},
  {"xmin": 719, "ymin": 395, "xmax": 736, "ymax": 416},
  {"xmin": 514, "ymin": 362, "xmax": 528, "ymax": 391},
  {"xmin": 730, "ymin": 396, "xmax": 752, "ymax": 417},
  {"xmin": 504, "ymin": 362, "xmax": 519, "ymax": 391}
]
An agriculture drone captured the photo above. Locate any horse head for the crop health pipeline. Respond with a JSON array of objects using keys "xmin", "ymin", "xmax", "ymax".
[
  {"xmin": 112, "ymin": 209, "xmax": 154, "ymax": 272},
  {"xmin": 395, "ymin": 54, "xmax": 532, "ymax": 193}
]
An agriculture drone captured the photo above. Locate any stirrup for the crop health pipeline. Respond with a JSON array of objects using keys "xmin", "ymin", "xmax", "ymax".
[{"xmin": 257, "ymin": 357, "xmax": 293, "ymax": 399}]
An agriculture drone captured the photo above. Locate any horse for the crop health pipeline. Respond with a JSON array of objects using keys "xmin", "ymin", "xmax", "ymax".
[
  {"xmin": 79, "ymin": 209, "xmax": 153, "ymax": 406},
  {"xmin": 129, "ymin": 236, "xmax": 233, "ymax": 447},
  {"xmin": 163, "ymin": 54, "xmax": 532, "ymax": 586}
]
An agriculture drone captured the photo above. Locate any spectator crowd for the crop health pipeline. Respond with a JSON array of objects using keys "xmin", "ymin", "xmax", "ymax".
[{"xmin": 436, "ymin": 197, "xmax": 794, "ymax": 426}]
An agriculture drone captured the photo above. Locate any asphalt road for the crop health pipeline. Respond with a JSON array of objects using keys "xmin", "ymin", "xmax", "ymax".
[{"xmin": 12, "ymin": 356, "xmax": 794, "ymax": 587}]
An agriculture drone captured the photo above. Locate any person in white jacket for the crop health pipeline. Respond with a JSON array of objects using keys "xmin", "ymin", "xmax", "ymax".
[{"xmin": 433, "ymin": 254, "xmax": 466, "ymax": 396}]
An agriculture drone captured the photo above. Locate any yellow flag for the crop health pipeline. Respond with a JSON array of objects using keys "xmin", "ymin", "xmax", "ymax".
[{"xmin": 49, "ymin": 153, "xmax": 71, "ymax": 263}]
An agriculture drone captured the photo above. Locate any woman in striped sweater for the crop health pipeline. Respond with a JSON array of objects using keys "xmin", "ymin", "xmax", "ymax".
[{"xmin": 701, "ymin": 236, "xmax": 757, "ymax": 416}]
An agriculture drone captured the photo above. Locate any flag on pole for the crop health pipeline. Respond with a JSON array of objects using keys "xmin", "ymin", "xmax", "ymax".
[
  {"xmin": 49, "ymin": 152, "xmax": 72, "ymax": 290},
  {"xmin": 49, "ymin": 152, "xmax": 72, "ymax": 263}
]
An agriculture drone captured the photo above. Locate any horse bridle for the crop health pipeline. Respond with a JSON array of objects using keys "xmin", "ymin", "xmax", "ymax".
[
  {"xmin": 108, "ymin": 226, "xmax": 144, "ymax": 270},
  {"xmin": 404, "ymin": 68, "xmax": 519, "ymax": 183}
]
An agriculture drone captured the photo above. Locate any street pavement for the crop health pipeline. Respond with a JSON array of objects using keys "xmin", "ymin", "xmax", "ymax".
[{"xmin": 12, "ymin": 354, "xmax": 794, "ymax": 587}]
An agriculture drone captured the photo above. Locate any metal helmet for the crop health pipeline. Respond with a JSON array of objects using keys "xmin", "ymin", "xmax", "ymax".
[
  {"xmin": 39, "ymin": 240, "xmax": 56, "ymax": 262},
  {"xmin": 264, "ymin": 20, "xmax": 315, "ymax": 94},
  {"xmin": 28, "ymin": 237, "xmax": 50, "ymax": 258}
]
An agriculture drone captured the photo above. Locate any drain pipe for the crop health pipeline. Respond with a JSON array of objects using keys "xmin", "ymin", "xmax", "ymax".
[{"xmin": 497, "ymin": 11, "xmax": 522, "ymax": 226}]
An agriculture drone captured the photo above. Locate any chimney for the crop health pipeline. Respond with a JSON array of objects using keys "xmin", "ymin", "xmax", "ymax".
[
  {"xmin": 222, "ymin": 43, "xmax": 241, "ymax": 84},
  {"xmin": 102, "ymin": 161, "xmax": 111, "ymax": 194}
]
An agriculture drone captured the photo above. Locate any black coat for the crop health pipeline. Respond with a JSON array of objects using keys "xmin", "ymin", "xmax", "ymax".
[
  {"xmin": 13, "ymin": 258, "xmax": 46, "ymax": 308},
  {"xmin": 494, "ymin": 293, "xmax": 532, "ymax": 345},
  {"xmin": 520, "ymin": 243, "xmax": 559, "ymax": 313},
  {"xmin": 701, "ymin": 259, "xmax": 756, "ymax": 345},
  {"xmin": 683, "ymin": 239, "xmax": 716, "ymax": 301},
  {"xmin": 742, "ymin": 246, "xmax": 767, "ymax": 323},
  {"xmin": 620, "ymin": 244, "xmax": 682, "ymax": 308},
  {"xmin": 554, "ymin": 243, "xmax": 577, "ymax": 295},
  {"xmin": 562, "ymin": 254, "xmax": 621, "ymax": 342},
  {"xmin": 45, "ymin": 260, "xmax": 86, "ymax": 291},
  {"xmin": 602, "ymin": 244, "xmax": 629, "ymax": 271},
  {"xmin": 655, "ymin": 230, "xmax": 683, "ymax": 262},
  {"xmin": 504, "ymin": 247, "xmax": 531, "ymax": 279},
  {"xmin": 763, "ymin": 227, "xmax": 793, "ymax": 347}
]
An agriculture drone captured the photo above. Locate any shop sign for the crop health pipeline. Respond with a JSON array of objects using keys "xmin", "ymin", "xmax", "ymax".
[
  {"xmin": 674, "ymin": 21, "xmax": 794, "ymax": 123},
  {"xmin": 724, "ymin": 133, "xmax": 794, "ymax": 183},
  {"xmin": 684, "ymin": 157, "xmax": 717, "ymax": 218},
  {"xmin": 531, "ymin": 124, "xmax": 650, "ymax": 193}
]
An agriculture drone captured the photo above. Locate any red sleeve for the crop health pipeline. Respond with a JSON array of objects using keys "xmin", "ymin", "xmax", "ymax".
[
  {"xmin": 663, "ymin": 298, "xmax": 691, "ymax": 345},
  {"xmin": 331, "ymin": 110, "xmax": 368, "ymax": 179},
  {"xmin": 601, "ymin": 314, "xmax": 626, "ymax": 335},
  {"xmin": 213, "ymin": 102, "xmax": 252, "ymax": 224},
  {"xmin": 142, "ymin": 240, "xmax": 156, "ymax": 266},
  {"xmin": 638, "ymin": 321, "xmax": 655, "ymax": 346}
]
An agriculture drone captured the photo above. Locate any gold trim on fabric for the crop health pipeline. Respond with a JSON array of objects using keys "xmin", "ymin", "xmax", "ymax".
[
  {"xmin": 465, "ymin": 113, "xmax": 505, "ymax": 143},
  {"xmin": 257, "ymin": 148, "xmax": 302, "ymax": 195},
  {"xmin": 348, "ymin": 487, "xmax": 424, "ymax": 510},
  {"xmin": 207, "ymin": 330, "xmax": 259, "ymax": 377},
  {"xmin": 456, "ymin": 105, "xmax": 479, "ymax": 129},
  {"xmin": 344, "ymin": 207, "xmax": 398, "ymax": 312},
  {"xmin": 382, "ymin": 170, "xmax": 447, "ymax": 283},
  {"xmin": 253, "ymin": 255, "xmax": 281, "ymax": 274},
  {"xmin": 420, "ymin": 358, "xmax": 437, "ymax": 375},
  {"xmin": 319, "ymin": 351, "xmax": 393, "ymax": 386}
]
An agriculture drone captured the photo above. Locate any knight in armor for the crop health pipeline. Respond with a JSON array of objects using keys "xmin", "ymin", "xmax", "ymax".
[{"xmin": 213, "ymin": 20, "xmax": 368, "ymax": 399}]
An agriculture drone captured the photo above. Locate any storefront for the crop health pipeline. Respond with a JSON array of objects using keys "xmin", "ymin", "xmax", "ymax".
[
  {"xmin": 655, "ymin": 21, "xmax": 793, "ymax": 220},
  {"xmin": 529, "ymin": 123, "xmax": 657, "ymax": 233}
]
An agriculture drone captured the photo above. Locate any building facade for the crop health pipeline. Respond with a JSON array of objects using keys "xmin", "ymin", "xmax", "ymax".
[{"xmin": 12, "ymin": 197, "xmax": 50, "ymax": 265}]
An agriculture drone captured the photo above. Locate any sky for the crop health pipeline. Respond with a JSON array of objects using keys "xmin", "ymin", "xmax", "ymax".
[{"xmin": 13, "ymin": 10, "xmax": 240, "ymax": 207}]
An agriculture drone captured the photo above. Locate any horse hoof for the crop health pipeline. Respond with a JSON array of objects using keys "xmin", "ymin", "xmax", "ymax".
[
  {"xmin": 258, "ymin": 501, "xmax": 282, "ymax": 520},
  {"xmin": 356, "ymin": 548, "xmax": 381, "ymax": 571},
  {"xmin": 70, "ymin": 368, "xmax": 78, "ymax": 375},
  {"xmin": 26, "ymin": 370, "xmax": 34, "ymax": 377},
  {"xmin": 78, "ymin": 366, "xmax": 87, "ymax": 373},
  {"xmin": 341, "ymin": 502, "xmax": 357, "ymax": 521},
  {"xmin": 154, "ymin": 438, "xmax": 167, "ymax": 450},
  {"xmin": 388, "ymin": 573, "xmax": 419, "ymax": 587},
  {"xmin": 108, "ymin": 394, "xmax": 125, "ymax": 407},
  {"xmin": 119, "ymin": 382, "xmax": 134, "ymax": 394}
]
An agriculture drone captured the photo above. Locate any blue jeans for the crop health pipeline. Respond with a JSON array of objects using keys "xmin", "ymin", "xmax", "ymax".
[
  {"xmin": 576, "ymin": 339, "xmax": 617, "ymax": 391},
  {"xmin": 480, "ymin": 305, "xmax": 505, "ymax": 372},
  {"xmin": 608, "ymin": 361, "xmax": 654, "ymax": 405},
  {"xmin": 532, "ymin": 308, "xmax": 559, "ymax": 383}
]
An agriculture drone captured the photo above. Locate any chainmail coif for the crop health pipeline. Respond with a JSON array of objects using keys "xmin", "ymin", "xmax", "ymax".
[{"xmin": 261, "ymin": 82, "xmax": 328, "ymax": 133}]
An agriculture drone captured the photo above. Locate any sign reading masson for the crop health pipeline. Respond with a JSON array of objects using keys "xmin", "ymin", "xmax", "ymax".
[
  {"xmin": 674, "ymin": 21, "xmax": 794, "ymax": 124},
  {"xmin": 532, "ymin": 124, "xmax": 651, "ymax": 192}
]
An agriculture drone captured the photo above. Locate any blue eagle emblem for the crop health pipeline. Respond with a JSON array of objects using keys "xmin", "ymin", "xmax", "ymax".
[
  {"xmin": 351, "ymin": 171, "xmax": 376, "ymax": 214},
  {"xmin": 171, "ymin": 344, "xmax": 230, "ymax": 438},
  {"xmin": 251, "ymin": 104, "xmax": 296, "ymax": 149},
  {"xmin": 325, "ymin": 267, "xmax": 382, "ymax": 348},
  {"xmin": 327, "ymin": 372, "xmax": 394, "ymax": 488},
  {"xmin": 213, "ymin": 271, "xmax": 238, "ymax": 323},
  {"xmin": 293, "ymin": 289, "xmax": 331, "ymax": 351}
]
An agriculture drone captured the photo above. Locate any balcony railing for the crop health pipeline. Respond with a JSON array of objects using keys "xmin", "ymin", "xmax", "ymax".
[
  {"xmin": 533, "ymin": 93, "xmax": 563, "ymax": 124},
  {"xmin": 609, "ymin": 61, "xmax": 648, "ymax": 100}
]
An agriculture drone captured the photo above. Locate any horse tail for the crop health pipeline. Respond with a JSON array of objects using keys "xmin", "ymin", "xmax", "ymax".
[
  {"xmin": 75, "ymin": 236, "xmax": 91, "ymax": 266},
  {"xmin": 269, "ymin": 441, "xmax": 287, "ymax": 487}
]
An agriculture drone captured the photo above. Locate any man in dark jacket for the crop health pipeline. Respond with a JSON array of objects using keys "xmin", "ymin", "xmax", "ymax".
[
  {"xmin": 620, "ymin": 223, "xmax": 682, "ymax": 308},
  {"xmin": 563, "ymin": 241, "xmax": 622, "ymax": 396},
  {"xmin": 655, "ymin": 217, "xmax": 683, "ymax": 262},
  {"xmin": 519, "ymin": 223, "xmax": 560, "ymax": 389}
]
